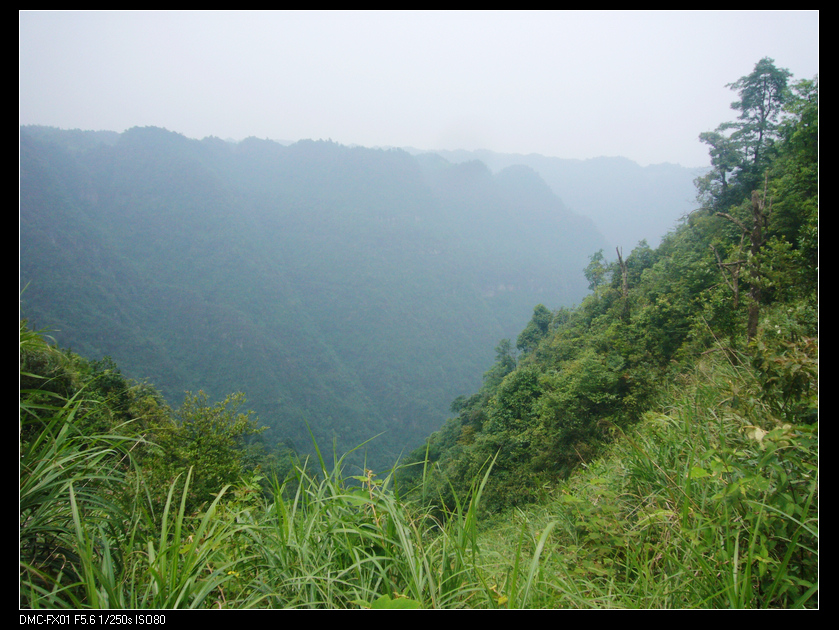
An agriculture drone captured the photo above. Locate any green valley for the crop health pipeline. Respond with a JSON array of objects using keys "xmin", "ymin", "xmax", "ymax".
[
  {"xmin": 20, "ymin": 58, "xmax": 817, "ymax": 609},
  {"xmin": 20, "ymin": 127, "xmax": 608, "ymax": 467}
]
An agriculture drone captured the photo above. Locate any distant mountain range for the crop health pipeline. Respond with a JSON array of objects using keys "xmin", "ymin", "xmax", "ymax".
[
  {"xmin": 410, "ymin": 148, "xmax": 706, "ymax": 250},
  {"xmin": 19, "ymin": 125, "xmax": 699, "ymax": 466}
]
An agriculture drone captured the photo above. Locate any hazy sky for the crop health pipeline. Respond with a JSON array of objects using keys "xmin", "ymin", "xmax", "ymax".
[{"xmin": 19, "ymin": 10, "xmax": 818, "ymax": 167}]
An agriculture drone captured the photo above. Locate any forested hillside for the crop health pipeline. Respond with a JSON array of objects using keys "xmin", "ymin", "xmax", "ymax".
[
  {"xmin": 398, "ymin": 58, "xmax": 818, "ymax": 514},
  {"xmin": 20, "ymin": 128, "xmax": 607, "ymax": 467},
  {"xmin": 20, "ymin": 58, "xmax": 816, "ymax": 609}
]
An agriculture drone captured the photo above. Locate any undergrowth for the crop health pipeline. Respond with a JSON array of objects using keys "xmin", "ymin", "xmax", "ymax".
[{"xmin": 20, "ymin": 323, "xmax": 817, "ymax": 608}]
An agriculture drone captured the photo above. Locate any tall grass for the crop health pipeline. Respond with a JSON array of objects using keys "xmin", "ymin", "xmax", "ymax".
[
  {"xmin": 20, "ymin": 325, "xmax": 249, "ymax": 609},
  {"xmin": 22, "ymin": 320, "xmax": 814, "ymax": 608},
  {"xmin": 20, "ymin": 326, "xmax": 136, "ymax": 608},
  {"xmin": 613, "ymin": 352, "xmax": 818, "ymax": 608},
  {"xmin": 465, "ymin": 345, "xmax": 817, "ymax": 609},
  {"xmin": 21, "ymin": 319, "xmax": 521, "ymax": 609},
  {"xmin": 476, "ymin": 349, "xmax": 817, "ymax": 609},
  {"xmin": 240, "ymin": 442, "xmax": 504, "ymax": 608}
]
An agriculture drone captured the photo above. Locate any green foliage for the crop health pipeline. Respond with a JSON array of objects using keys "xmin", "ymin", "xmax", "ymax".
[
  {"xmin": 366, "ymin": 594, "xmax": 423, "ymax": 608},
  {"xmin": 471, "ymin": 346, "xmax": 817, "ymax": 609},
  {"xmin": 584, "ymin": 249, "xmax": 609, "ymax": 292},
  {"xmin": 20, "ymin": 324, "xmax": 142, "ymax": 608},
  {"xmin": 19, "ymin": 57, "xmax": 816, "ymax": 609},
  {"xmin": 698, "ymin": 57, "xmax": 794, "ymax": 207},
  {"xmin": 614, "ymin": 351, "xmax": 818, "ymax": 607},
  {"xmin": 749, "ymin": 313, "xmax": 818, "ymax": 425},
  {"xmin": 727, "ymin": 57, "xmax": 793, "ymax": 172},
  {"xmin": 141, "ymin": 391, "xmax": 264, "ymax": 517},
  {"xmin": 516, "ymin": 304, "xmax": 552, "ymax": 354},
  {"xmin": 482, "ymin": 339, "xmax": 518, "ymax": 391},
  {"xmin": 404, "ymin": 58, "xmax": 817, "ymax": 522},
  {"xmin": 485, "ymin": 366, "xmax": 544, "ymax": 436}
]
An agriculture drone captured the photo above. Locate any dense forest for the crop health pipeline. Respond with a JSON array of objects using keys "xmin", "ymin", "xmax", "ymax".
[
  {"xmin": 20, "ymin": 124, "xmax": 612, "ymax": 468},
  {"xmin": 20, "ymin": 58, "xmax": 817, "ymax": 608}
]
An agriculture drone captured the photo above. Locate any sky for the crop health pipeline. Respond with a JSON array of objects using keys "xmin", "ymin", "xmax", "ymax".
[{"xmin": 19, "ymin": 10, "xmax": 818, "ymax": 168}]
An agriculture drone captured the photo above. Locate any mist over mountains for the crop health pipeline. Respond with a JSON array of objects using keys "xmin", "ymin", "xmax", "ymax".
[
  {"xmin": 416, "ymin": 148, "xmax": 705, "ymax": 250},
  {"xmin": 19, "ymin": 125, "xmax": 698, "ymax": 465}
]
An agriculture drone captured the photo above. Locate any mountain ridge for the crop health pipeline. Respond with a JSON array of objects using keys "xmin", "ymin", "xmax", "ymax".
[{"xmin": 413, "ymin": 147, "xmax": 707, "ymax": 249}]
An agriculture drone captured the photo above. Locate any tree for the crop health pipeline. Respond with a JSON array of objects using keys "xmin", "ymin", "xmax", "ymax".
[
  {"xmin": 727, "ymin": 57, "xmax": 793, "ymax": 173},
  {"xmin": 768, "ymin": 77, "xmax": 818, "ymax": 264},
  {"xmin": 706, "ymin": 68, "xmax": 817, "ymax": 341},
  {"xmin": 482, "ymin": 339, "xmax": 518, "ymax": 390},
  {"xmin": 486, "ymin": 365, "xmax": 543, "ymax": 433},
  {"xmin": 696, "ymin": 129, "xmax": 742, "ymax": 204},
  {"xmin": 516, "ymin": 304, "xmax": 552, "ymax": 354},
  {"xmin": 699, "ymin": 58, "xmax": 793, "ymax": 207},
  {"xmin": 144, "ymin": 391, "xmax": 264, "ymax": 515},
  {"xmin": 715, "ymin": 179, "xmax": 773, "ymax": 340},
  {"xmin": 584, "ymin": 249, "xmax": 608, "ymax": 292}
]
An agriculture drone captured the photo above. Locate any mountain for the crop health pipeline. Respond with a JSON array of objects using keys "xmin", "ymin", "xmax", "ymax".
[
  {"xmin": 414, "ymin": 148, "xmax": 707, "ymax": 250},
  {"xmin": 19, "ymin": 125, "xmax": 607, "ymax": 467}
]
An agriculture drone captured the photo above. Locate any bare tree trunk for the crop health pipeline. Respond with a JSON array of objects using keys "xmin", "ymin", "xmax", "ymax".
[
  {"xmin": 747, "ymin": 186, "xmax": 770, "ymax": 339},
  {"xmin": 615, "ymin": 247, "xmax": 629, "ymax": 318},
  {"xmin": 715, "ymin": 177, "xmax": 771, "ymax": 341}
]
